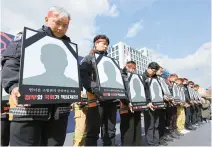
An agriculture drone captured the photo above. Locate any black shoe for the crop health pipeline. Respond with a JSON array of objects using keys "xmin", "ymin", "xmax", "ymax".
[
  {"xmin": 198, "ymin": 122, "xmax": 202, "ymax": 125},
  {"xmin": 170, "ymin": 133, "xmax": 180, "ymax": 139},
  {"xmin": 162, "ymin": 142, "xmax": 168, "ymax": 146},
  {"xmin": 159, "ymin": 140, "xmax": 168, "ymax": 146},
  {"xmin": 174, "ymin": 131, "xmax": 184, "ymax": 136},
  {"xmin": 163, "ymin": 136, "xmax": 174, "ymax": 142},
  {"xmin": 191, "ymin": 126, "xmax": 197, "ymax": 130},
  {"xmin": 173, "ymin": 131, "xmax": 180, "ymax": 136},
  {"xmin": 185, "ymin": 126, "xmax": 193, "ymax": 130}
]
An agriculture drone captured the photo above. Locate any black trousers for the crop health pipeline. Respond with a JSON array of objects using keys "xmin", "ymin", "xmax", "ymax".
[
  {"xmin": 185, "ymin": 107, "xmax": 191, "ymax": 128},
  {"xmin": 171, "ymin": 107, "xmax": 177, "ymax": 130},
  {"xmin": 196, "ymin": 105, "xmax": 202, "ymax": 123},
  {"xmin": 165, "ymin": 107, "xmax": 172, "ymax": 129},
  {"xmin": 144, "ymin": 109, "xmax": 160, "ymax": 146},
  {"xmin": 165, "ymin": 107, "xmax": 177, "ymax": 130},
  {"xmin": 1, "ymin": 118, "xmax": 10, "ymax": 146},
  {"xmin": 120, "ymin": 111, "xmax": 141, "ymax": 146},
  {"xmin": 85, "ymin": 102, "xmax": 117, "ymax": 146},
  {"xmin": 158, "ymin": 109, "xmax": 166, "ymax": 138},
  {"xmin": 190, "ymin": 105, "xmax": 197, "ymax": 124},
  {"xmin": 9, "ymin": 116, "xmax": 68, "ymax": 146}
]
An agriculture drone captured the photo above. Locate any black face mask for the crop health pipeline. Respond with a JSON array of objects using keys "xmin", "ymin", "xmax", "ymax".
[{"xmin": 93, "ymin": 49, "xmax": 108, "ymax": 55}]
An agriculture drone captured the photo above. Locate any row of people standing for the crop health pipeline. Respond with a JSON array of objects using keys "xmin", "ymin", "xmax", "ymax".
[
  {"xmin": 74, "ymin": 53, "xmax": 210, "ymax": 146},
  {"xmin": 1, "ymin": 6, "xmax": 210, "ymax": 146},
  {"xmin": 156, "ymin": 74, "xmax": 211, "ymax": 146}
]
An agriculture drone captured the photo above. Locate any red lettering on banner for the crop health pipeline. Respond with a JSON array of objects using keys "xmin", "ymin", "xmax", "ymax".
[
  {"xmin": 25, "ymin": 95, "xmax": 30, "ymax": 100},
  {"xmin": 103, "ymin": 93, "xmax": 110, "ymax": 96},
  {"xmin": 45, "ymin": 95, "xmax": 50, "ymax": 100},
  {"xmin": 4, "ymin": 107, "xmax": 9, "ymax": 111},
  {"xmin": 111, "ymin": 93, "xmax": 117, "ymax": 96},
  {"xmin": 31, "ymin": 95, "xmax": 37, "ymax": 100},
  {"xmin": 50, "ymin": 95, "xmax": 54, "ymax": 100}
]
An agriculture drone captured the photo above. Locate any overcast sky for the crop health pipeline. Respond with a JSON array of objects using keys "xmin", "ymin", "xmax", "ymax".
[{"xmin": 1, "ymin": 0, "xmax": 211, "ymax": 88}]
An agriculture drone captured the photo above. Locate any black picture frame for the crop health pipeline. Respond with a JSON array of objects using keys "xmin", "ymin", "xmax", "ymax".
[
  {"xmin": 127, "ymin": 72, "xmax": 147, "ymax": 111},
  {"xmin": 18, "ymin": 27, "xmax": 81, "ymax": 104},
  {"xmin": 188, "ymin": 87, "xmax": 195, "ymax": 100},
  {"xmin": 159, "ymin": 77, "xmax": 172, "ymax": 98},
  {"xmin": 172, "ymin": 83, "xmax": 181, "ymax": 102},
  {"xmin": 94, "ymin": 53, "xmax": 126, "ymax": 100},
  {"xmin": 193, "ymin": 90, "xmax": 200, "ymax": 100},
  {"xmin": 179, "ymin": 86, "xmax": 186, "ymax": 102},
  {"xmin": 148, "ymin": 78, "xmax": 165, "ymax": 108}
]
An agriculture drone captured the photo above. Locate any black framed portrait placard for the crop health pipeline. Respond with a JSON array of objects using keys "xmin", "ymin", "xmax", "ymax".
[
  {"xmin": 128, "ymin": 72, "xmax": 147, "ymax": 111},
  {"xmin": 172, "ymin": 83, "xmax": 181, "ymax": 102},
  {"xmin": 191, "ymin": 88, "xmax": 196, "ymax": 100},
  {"xmin": 159, "ymin": 77, "xmax": 172, "ymax": 97},
  {"xmin": 18, "ymin": 27, "xmax": 81, "ymax": 104},
  {"xmin": 94, "ymin": 53, "xmax": 126, "ymax": 100},
  {"xmin": 149, "ymin": 78, "xmax": 165, "ymax": 108},
  {"xmin": 193, "ymin": 90, "xmax": 200, "ymax": 100},
  {"xmin": 188, "ymin": 87, "xmax": 195, "ymax": 100},
  {"xmin": 179, "ymin": 86, "xmax": 186, "ymax": 102}
]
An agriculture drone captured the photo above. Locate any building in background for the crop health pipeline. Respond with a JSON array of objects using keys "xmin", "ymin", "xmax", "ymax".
[
  {"xmin": 138, "ymin": 47, "xmax": 152, "ymax": 64},
  {"xmin": 107, "ymin": 41, "xmax": 152, "ymax": 75}
]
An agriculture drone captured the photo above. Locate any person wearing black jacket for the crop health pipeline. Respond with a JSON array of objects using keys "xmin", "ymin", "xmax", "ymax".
[
  {"xmin": 119, "ymin": 61, "xmax": 142, "ymax": 146},
  {"xmin": 156, "ymin": 67, "xmax": 169, "ymax": 146},
  {"xmin": 188, "ymin": 81, "xmax": 199, "ymax": 127},
  {"xmin": 1, "ymin": 7, "xmax": 72, "ymax": 146},
  {"xmin": 182, "ymin": 78, "xmax": 197, "ymax": 130},
  {"xmin": 1, "ymin": 86, "xmax": 11, "ymax": 146},
  {"xmin": 166, "ymin": 74, "xmax": 181, "ymax": 139},
  {"xmin": 193, "ymin": 84, "xmax": 203, "ymax": 125},
  {"xmin": 80, "ymin": 35, "xmax": 117, "ymax": 146},
  {"xmin": 1, "ymin": 54, "xmax": 11, "ymax": 146},
  {"xmin": 142, "ymin": 62, "xmax": 161, "ymax": 146}
]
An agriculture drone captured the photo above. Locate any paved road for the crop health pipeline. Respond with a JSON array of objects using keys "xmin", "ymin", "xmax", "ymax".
[
  {"xmin": 64, "ymin": 118, "xmax": 211, "ymax": 146},
  {"xmin": 168, "ymin": 121, "xmax": 211, "ymax": 146}
]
